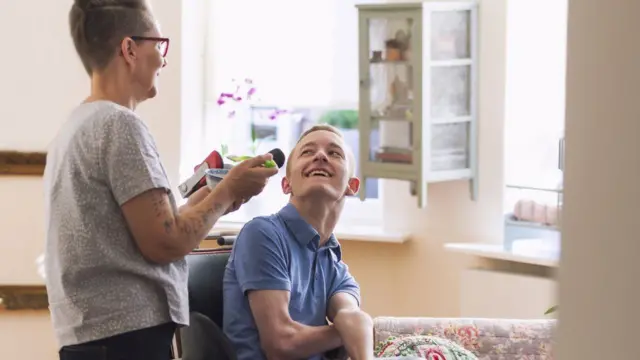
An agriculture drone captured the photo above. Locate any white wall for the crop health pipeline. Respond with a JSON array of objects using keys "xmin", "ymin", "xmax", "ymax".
[
  {"xmin": 0, "ymin": 0, "xmax": 193, "ymax": 284},
  {"xmin": 0, "ymin": 0, "xmax": 196, "ymax": 358},
  {"xmin": 556, "ymin": 0, "xmax": 640, "ymax": 358},
  {"xmin": 0, "ymin": 1, "xmax": 88, "ymax": 286}
]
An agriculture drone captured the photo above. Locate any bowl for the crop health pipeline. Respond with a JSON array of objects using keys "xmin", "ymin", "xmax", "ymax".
[{"xmin": 205, "ymin": 168, "xmax": 230, "ymax": 189}]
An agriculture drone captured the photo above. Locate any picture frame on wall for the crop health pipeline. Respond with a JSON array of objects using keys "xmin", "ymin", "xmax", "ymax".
[{"xmin": 0, "ymin": 151, "xmax": 46, "ymax": 176}]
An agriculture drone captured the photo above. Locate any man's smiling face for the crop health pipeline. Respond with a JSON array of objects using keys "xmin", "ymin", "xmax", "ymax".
[{"xmin": 282, "ymin": 127, "xmax": 359, "ymax": 201}]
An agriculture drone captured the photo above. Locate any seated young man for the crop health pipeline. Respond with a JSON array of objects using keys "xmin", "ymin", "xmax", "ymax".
[{"xmin": 223, "ymin": 124, "xmax": 374, "ymax": 360}]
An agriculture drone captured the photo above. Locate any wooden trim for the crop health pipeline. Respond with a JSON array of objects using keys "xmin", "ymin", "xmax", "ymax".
[
  {"xmin": 0, "ymin": 285, "xmax": 48, "ymax": 311},
  {"xmin": 0, "ymin": 151, "xmax": 47, "ymax": 176}
]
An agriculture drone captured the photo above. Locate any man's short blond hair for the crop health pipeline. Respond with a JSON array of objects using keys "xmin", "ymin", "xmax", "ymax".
[{"xmin": 286, "ymin": 124, "xmax": 356, "ymax": 177}]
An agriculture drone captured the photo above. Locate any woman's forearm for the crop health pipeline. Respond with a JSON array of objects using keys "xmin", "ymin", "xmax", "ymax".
[
  {"xmin": 175, "ymin": 185, "xmax": 235, "ymax": 248},
  {"xmin": 157, "ymin": 185, "xmax": 235, "ymax": 262},
  {"xmin": 178, "ymin": 185, "xmax": 213, "ymax": 214}
]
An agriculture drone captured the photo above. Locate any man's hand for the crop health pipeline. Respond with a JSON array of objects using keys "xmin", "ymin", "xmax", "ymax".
[
  {"xmin": 328, "ymin": 293, "xmax": 374, "ymax": 360},
  {"xmin": 218, "ymin": 153, "xmax": 279, "ymax": 203}
]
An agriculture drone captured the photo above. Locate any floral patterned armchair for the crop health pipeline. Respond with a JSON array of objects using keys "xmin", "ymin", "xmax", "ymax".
[{"xmin": 373, "ymin": 317, "xmax": 556, "ymax": 359}]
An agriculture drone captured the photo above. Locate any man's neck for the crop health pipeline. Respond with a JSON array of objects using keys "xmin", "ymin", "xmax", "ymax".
[{"xmin": 290, "ymin": 196, "xmax": 343, "ymax": 246}]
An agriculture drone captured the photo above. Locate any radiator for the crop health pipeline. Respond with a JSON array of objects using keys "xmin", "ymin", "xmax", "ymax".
[{"xmin": 460, "ymin": 268, "xmax": 557, "ymax": 319}]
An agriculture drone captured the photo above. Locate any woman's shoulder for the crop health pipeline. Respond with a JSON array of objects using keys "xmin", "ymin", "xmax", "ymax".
[{"xmin": 75, "ymin": 100, "xmax": 149, "ymax": 135}]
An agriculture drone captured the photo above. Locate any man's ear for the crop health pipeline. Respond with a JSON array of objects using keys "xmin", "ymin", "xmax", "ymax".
[
  {"xmin": 120, "ymin": 37, "xmax": 138, "ymax": 67},
  {"xmin": 344, "ymin": 177, "xmax": 360, "ymax": 196},
  {"xmin": 281, "ymin": 176, "xmax": 292, "ymax": 195}
]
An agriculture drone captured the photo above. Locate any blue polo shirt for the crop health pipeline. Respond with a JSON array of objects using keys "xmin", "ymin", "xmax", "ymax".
[{"xmin": 222, "ymin": 203, "xmax": 361, "ymax": 360}]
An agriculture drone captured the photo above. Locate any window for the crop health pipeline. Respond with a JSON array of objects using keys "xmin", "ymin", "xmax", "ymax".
[
  {"xmin": 202, "ymin": 0, "xmax": 382, "ymax": 226},
  {"xmin": 503, "ymin": 0, "xmax": 568, "ymax": 225}
]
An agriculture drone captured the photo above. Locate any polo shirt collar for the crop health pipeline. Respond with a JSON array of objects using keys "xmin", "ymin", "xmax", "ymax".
[{"xmin": 278, "ymin": 203, "xmax": 342, "ymax": 259}]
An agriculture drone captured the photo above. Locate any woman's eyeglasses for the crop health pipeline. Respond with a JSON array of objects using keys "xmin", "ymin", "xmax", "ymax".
[{"xmin": 130, "ymin": 36, "xmax": 170, "ymax": 58}]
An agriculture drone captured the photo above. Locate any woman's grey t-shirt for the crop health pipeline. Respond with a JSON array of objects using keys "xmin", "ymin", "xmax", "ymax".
[{"xmin": 43, "ymin": 101, "xmax": 188, "ymax": 347}]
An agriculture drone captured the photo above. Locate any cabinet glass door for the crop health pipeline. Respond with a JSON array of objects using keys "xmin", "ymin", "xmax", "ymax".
[
  {"xmin": 428, "ymin": 7, "xmax": 474, "ymax": 174},
  {"xmin": 364, "ymin": 14, "xmax": 418, "ymax": 168}
]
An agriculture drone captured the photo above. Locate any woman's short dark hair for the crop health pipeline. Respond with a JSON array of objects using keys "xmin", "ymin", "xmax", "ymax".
[{"xmin": 69, "ymin": 0, "xmax": 155, "ymax": 75}]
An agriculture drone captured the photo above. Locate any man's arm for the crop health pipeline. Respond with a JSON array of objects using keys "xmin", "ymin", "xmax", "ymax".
[
  {"xmin": 327, "ymin": 264, "xmax": 374, "ymax": 360},
  {"xmin": 248, "ymin": 290, "xmax": 342, "ymax": 360},
  {"xmin": 233, "ymin": 219, "xmax": 342, "ymax": 360}
]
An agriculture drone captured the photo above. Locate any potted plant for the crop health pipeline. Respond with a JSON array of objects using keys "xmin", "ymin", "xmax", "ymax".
[
  {"xmin": 545, "ymin": 305, "xmax": 558, "ymax": 315},
  {"xmin": 216, "ymin": 78, "xmax": 288, "ymax": 219},
  {"xmin": 216, "ymin": 78, "xmax": 287, "ymax": 157}
]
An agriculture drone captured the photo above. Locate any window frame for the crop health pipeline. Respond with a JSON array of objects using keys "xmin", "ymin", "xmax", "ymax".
[
  {"xmin": 199, "ymin": 105, "xmax": 384, "ymax": 227},
  {"xmin": 195, "ymin": 0, "xmax": 384, "ymax": 228}
]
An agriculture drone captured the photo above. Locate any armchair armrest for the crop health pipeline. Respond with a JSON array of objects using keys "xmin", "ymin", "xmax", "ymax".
[{"xmin": 374, "ymin": 317, "xmax": 556, "ymax": 358}]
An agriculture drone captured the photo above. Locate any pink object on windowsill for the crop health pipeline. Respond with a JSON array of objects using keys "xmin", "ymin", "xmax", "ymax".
[{"xmin": 513, "ymin": 199, "xmax": 559, "ymax": 226}]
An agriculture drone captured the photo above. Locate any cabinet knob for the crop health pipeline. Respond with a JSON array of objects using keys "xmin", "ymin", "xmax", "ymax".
[{"xmin": 359, "ymin": 79, "xmax": 369, "ymax": 87}]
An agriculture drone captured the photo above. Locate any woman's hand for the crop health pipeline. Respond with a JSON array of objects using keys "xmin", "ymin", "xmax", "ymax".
[
  {"xmin": 181, "ymin": 153, "xmax": 278, "ymax": 216},
  {"xmin": 217, "ymin": 153, "xmax": 279, "ymax": 201}
]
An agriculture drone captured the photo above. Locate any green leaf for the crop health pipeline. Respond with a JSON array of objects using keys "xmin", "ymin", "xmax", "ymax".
[
  {"xmin": 318, "ymin": 109, "xmax": 359, "ymax": 129},
  {"xmin": 544, "ymin": 305, "xmax": 558, "ymax": 315}
]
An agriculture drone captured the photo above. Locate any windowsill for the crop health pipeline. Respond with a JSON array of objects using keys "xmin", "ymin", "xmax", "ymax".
[
  {"xmin": 210, "ymin": 220, "xmax": 411, "ymax": 243},
  {"xmin": 444, "ymin": 239, "xmax": 559, "ymax": 267}
]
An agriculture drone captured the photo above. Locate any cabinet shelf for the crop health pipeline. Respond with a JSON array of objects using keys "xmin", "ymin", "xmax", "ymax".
[
  {"xmin": 431, "ymin": 116, "xmax": 472, "ymax": 124},
  {"xmin": 370, "ymin": 60, "xmax": 412, "ymax": 65},
  {"xmin": 357, "ymin": 0, "xmax": 479, "ymax": 208},
  {"xmin": 431, "ymin": 59, "xmax": 473, "ymax": 67},
  {"xmin": 371, "ymin": 116, "xmax": 412, "ymax": 122}
]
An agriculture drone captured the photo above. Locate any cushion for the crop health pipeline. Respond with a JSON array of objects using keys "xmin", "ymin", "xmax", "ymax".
[{"xmin": 375, "ymin": 335, "xmax": 478, "ymax": 359}]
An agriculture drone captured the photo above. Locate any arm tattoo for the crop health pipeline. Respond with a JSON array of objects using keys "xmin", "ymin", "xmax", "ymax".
[
  {"xmin": 150, "ymin": 192, "xmax": 177, "ymax": 235},
  {"xmin": 177, "ymin": 203, "xmax": 224, "ymax": 236},
  {"xmin": 163, "ymin": 220, "xmax": 173, "ymax": 234},
  {"xmin": 152, "ymin": 193, "xmax": 168, "ymax": 218}
]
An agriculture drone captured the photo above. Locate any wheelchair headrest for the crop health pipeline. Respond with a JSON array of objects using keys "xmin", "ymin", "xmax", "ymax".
[{"xmin": 186, "ymin": 248, "xmax": 232, "ymax": 328}]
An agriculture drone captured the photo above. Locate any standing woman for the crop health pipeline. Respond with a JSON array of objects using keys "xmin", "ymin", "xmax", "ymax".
[{"xmin": 44, "ymin": 1, "xmax": 278, "ymax": 359}]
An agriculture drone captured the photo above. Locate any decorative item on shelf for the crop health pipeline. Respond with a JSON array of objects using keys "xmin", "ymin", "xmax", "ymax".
[
  {"xmin": 390, "ymin": 75, "xmax": 411, "ymax": 105},
  {"xmin": 383, "ymin": 28, "xmax": 412, "ymax": 62},
  {"xmin": 374, "ymin": 75, "xmax": 413, "ymax": 121},
  {"xmin": 370, "ymin": 50, "xmax": 383, "ymax": 62},
  {"xmin": 376, "ymin": 146, "xmax": 412, "ymax": 164},
  {"xmin": 385, "ymin": 39, "xmax": 402, "ymax": 61},
  {"xmin": 394, "ymin": 29, "xmax": 412, "ymax": 61},
  {"xmin": 216, "ymin": 78, "xmax": 288, "ymax": 155}
]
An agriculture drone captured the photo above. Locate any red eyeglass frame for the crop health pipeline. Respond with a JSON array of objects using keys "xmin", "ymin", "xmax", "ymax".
[{"xmin": 130, "ymin": 36, "xmax": 170, "ymax": 57}]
